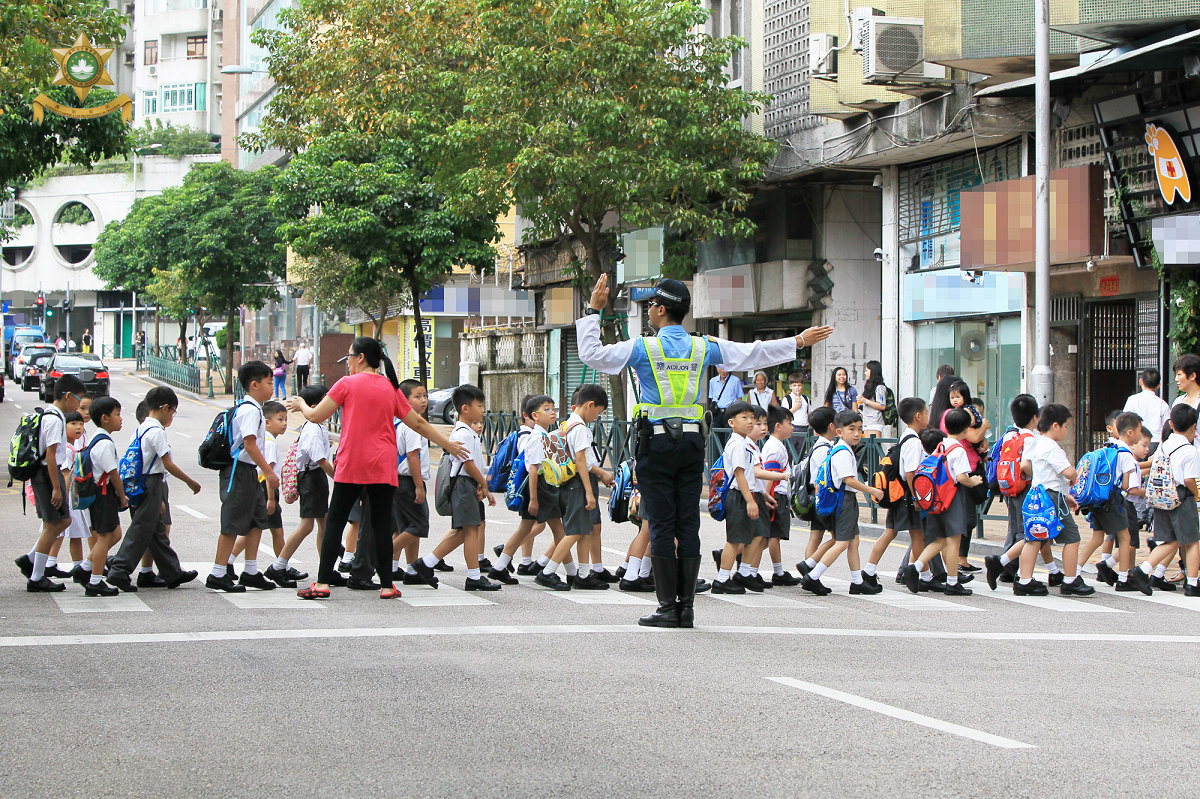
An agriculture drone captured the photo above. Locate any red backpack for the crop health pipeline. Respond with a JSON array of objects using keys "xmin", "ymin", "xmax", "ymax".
[
  {"xmin": 995, "ymin": 431, "xmax": 1032, "ymax": 497},
  {"xmin": 911, "ymin": 441, "xmax": 963, "ymax": 516}
]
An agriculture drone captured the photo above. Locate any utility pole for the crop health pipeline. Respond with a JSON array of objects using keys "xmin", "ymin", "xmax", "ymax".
[{"xmin": 1030, "ymin": 0, "xmax": 1053, "ymax": 406}]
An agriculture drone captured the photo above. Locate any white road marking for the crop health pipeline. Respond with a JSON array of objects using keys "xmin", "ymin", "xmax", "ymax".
[
  {"xmin": 51, "ymin": 593, "xmax": 152, "ymax": 613},
  {"xmin": 821, "ymin": 577, "xmax": 983, "ymax": 612},
  {"xmin": 7, "ymin": 624, "xmax": 1200, "ymax": 648},
  {"xmin": 13, "ymin": 403, "xmax": 21, "ymax": 409},
  {"xmin": 175, "ymin": 432, "xmax": 193, "ymax": 438},
  {"xmin": 399, "ymin": 584, "xmax": 497, "ymax": 607},
  {"xmin": 216, "ymin": 591, "xmax": 327, "ymax": 610},
  {"xmin": 705, "ymin": 591, "xmax": 825, "ymax": 609},
  {"xmin": 174, "ymin": 504, "xmax": 208, "ymax": 520},
  {"xmin": 1092, "ymin": 581, "xmax": 1200, "ymax": 612},
  {"xmin": 980, "ymin": 589, "xmax": 1128, "ymax": 613},
  {"xmin": 766, "ymin": 676, "xmax": 1035, "ymax": 749},
  {"xmin": 523, "ymin": 582, "xmax": 656, "ymax": 604}
]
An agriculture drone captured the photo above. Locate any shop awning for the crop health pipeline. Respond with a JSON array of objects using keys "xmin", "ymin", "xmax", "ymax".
[{"xmin": 976, "ymin": 28, "xmax": 1200, "ymax": 99}]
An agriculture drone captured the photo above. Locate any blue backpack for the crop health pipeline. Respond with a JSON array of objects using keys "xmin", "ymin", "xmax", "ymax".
[
  {"xmin": 985, "ymin": 426, "xmax": 1017, "ymax": 491},
  {"xmin": 487, "ymin": 429, "xmax": 528, "ymax": 492},
  {"xmin": 708, "ymin": 455, "xmax": 731, "ymax": 521},
  {"xmin": 813, "ymin": 443, "xmax": 850, "ymax": 523},
  {"xmin": 1023, "ymin": 484, "xmax": 1063, "ymax": 541},
  {"xmin": 504, "ymin": 446, "xmax": 530, "ymax": 512},
  {"xmin": 71, "ymin": 432, "xmax": 111, "ymax": 510},
  {"xmin": 609, "ymin": 458, "xmax": 635, "ymax": 523},
  {"xmin": 119, "ymin": 431, "xmax": 158, "ymax": 506},
  {"xmin": 1071, "ymin": 444, "xmax": 1124, "ymax": 512}
]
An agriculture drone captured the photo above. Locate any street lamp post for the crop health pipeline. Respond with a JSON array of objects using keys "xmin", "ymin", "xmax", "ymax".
[{"xmin": 1030, "ymin": 0, "xmax": 1053, "ymax": 406}]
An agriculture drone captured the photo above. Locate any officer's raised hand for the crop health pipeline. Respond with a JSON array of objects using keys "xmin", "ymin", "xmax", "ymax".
[
  {"xmin": 796, "ymin": 325, "xmax": 834, "ymax": 348},
  {"xmin": 589, "ymin": 274, "xmax": 609, "ymax": 311}
]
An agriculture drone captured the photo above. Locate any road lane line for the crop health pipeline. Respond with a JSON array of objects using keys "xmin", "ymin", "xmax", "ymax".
[
  {"xmin": 175, "ymin": 504, "xmax": 209, "ymax": 519},
  {"xmin": 51, "ymin": 593, "xmax": 152, "ymax": 614},
  {"xmin": 821, "ymin": 577, "xmax": 983, "ymax": 612},
  {"xmin": 765, "ymin": 676, "xmax": 1035, "ymax": 749},
  {"xmin": 980, "ymin": 589, "xmax": 1128, "ymax": 613},
  {"xmin": 6, "ymin": 624, "xmax": 1200, "ymax": 649}
]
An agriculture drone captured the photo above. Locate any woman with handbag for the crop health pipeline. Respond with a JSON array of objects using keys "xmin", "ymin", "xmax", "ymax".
[{"xmin": 273, "ymin": 349, "xmax": 291, "ymax": 399}]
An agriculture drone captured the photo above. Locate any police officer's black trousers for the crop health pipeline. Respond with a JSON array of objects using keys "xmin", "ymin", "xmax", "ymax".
[{"xmin": 638, "ymin": 431, "xmax": 705, "ymax": 559}]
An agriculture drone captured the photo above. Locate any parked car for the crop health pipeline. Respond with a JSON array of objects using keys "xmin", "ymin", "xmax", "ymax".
[
  {"xmin": 426, "ymin": 386, "xmax": 460, "ymax": 424},
  {"xmin": 11, "ymin": 344, "xmax": 54, "ymax": 383},
  {"xmin": 40, "ymin": 353, "xmax": 110, "ymax": 400},
  {"xmin": 4, "ymin": 326, "xmax": 47, "ymax": 377},
  {"xmin": 22, "ymin": 351, "xmax": 55, "ymax": 392}
]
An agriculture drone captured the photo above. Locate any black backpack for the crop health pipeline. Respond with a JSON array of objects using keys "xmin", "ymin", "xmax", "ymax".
[
  {"xmin": 882, "ymin": 387, "xmax": 898, "ymax": 426},
  {"xmin": 198, "ymin": 400, "xmax": 257, "ymax": 471},
  {"xmin": 870, "ymin": 439, "xmax": 908, "ymax": 509},
  {"xmin": 8, "ymin": 408, "xmax": 50, "ymax": 485}
]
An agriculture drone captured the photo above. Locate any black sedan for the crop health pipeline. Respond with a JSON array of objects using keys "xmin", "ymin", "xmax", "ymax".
[
  {"xmin": 22, "ymin": 351, "xmax": 55, "ymax": 391},
  {"xmin": 40, "ymin": 353, "xmax": 110, "ymax": 400},
  {"xmin": 426, "ymin": 386, "xmax": 460, "ymax": 424}
]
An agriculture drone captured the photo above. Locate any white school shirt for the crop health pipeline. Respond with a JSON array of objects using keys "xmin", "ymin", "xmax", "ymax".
[
  {"xmin": 1124, "ymin": 391, "xmax": 1170, "ymax": 443},
  {"xmin": 564, "ymin": 412, "xmax": 599, "ymax": 471},
  {"xmin": 1028, "ymin": 435, "xmax": 1072, "ymax": 495},
  {"xmin": 1106, "ymin": 437, "xmax": 1141, "ymax": 490},
  {"xmin": 90, "ymin": 433, "xmax": 118, "ymax": 485},
  {"xmin": 1161, "ymin": 433, "xmax": 1199, "ymax": 487},
  {"xmin": 898, "ymin": 429, "xmax": 925, "ymax": 480},
  {"xmin": 860, "ymin": 385, "xmax": 887, "ymax": 430},
  {"xmin": 397, "ymin": 422, "xmax": 430, "ymax": 480},
  {"xmin": 760, "ymin": 436, "xmax": 790, "ymax": 496},
  {"xmin": 39, "ymin": 406, "xmax": 66, "ymax": 466},
  {"xmin": 260, "ymin": 432, "xmax": 279, "ymax": 482},
  {"xmin": 295, "ymin": 421, "xmax": 330, "ymax": 472},
  {"xmin": 722, "ymin": 432, "xmax": 760, "ymax": 493},
  {"xmin": 783, "ymin": 393, "xmax": 810, "ymax": 427},
  {"xmin": 747, "ymin": 388, "xmax": 774, "ymax": 410},
  {"xmin": 231, "ymin": 397, "xmax": 265, "ymax": 466},
  {"xmin": 830, "ymin": 441, "xmax": 858, "ymax": 494},
  {"xmin": 804, "ymin": 437, "xmax": 835, "ymax": 475},
  {"xmin": 524, "ymin": 425, "xmax": 548, "ymax": 473},
  {"xmin": 450, "ymin": 421, "xmax": 485, "ymax": 478},
  {"xmin": 135, "ymin": 418, "xmax": 170, "ymax": 476},
  {"xmin": 941, "ymin": 440, "xmax": 972, "ymax": 482}
]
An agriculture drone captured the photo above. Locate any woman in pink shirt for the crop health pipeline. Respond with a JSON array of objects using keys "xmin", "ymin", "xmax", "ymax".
[{"xmin": 289, "ymin": 337, "xmax": 466, "ymax": 599}]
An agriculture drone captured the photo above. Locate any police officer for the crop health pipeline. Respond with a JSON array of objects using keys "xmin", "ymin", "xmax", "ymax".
[{"xmin": 576, "ymin": 275, "xmax": 833, "ymax": 628}]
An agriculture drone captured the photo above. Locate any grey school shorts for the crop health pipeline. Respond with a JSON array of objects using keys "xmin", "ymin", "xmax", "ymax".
[
  {"xmin": 530, "ymin": 475, "xmax": 562, "ymax": 524},
  {"xmin": 88, "ymin": 487, "xmax": 121, "ymax": 535},
  {"xmin": 1153, "ymin": 490, "xmax": 1199, "ymax": 546},
  {"xmin": 924, "ymin": 487, "xmax": 970, "ymax": 540},
  {"xmin": 1044, "ymin": 489, "xmax": 1081, "ymax": 545},
  {"xmin": 885, "ymin": 501, "xmax": 920, "ymax": 534},
  {"xmin": 724, "ymin": 491, "xmax": 764, "ymax": 545},
  {"xmin": 219, "ymin": 463, "xmax": 269, "ymax": 536},
  {"xmin": 768, "ymin": 493, "xmax": 791, "ymax": 540},
  {"xmin": 298, "ymin": 468, "xmax": 329, "ymax": 519},
  {"xmin": 1090, "ymin": 499, "xmax": 1129, "ymax": 537},
  {"xmin": 394, "ymin": 475, "xmax": 429, "ymax": 538},
  {"xmin": 558, "ymin": 474, "xmax": 595, "ymax": 536},
  {"xmin": 1004, "ymin": 489, "xmax": 1030, "ymax": 549},
  {"xmin": 832, "ymin": 492, "xmax": 860, "ymax": 542},
  {"xmin": 450, "ymin": 475, "xmax": 485, "ymax": 529},
  {"xmin": 588, "ymin": 474, "xmax": 602, "ymax": 526},
  {"xmin": 263, "ymin": 484, "xmax": 283, "ymax": 529},
  {"xmin": 31, "ymin": 465, "xmax": 70, "ymax": 523}
]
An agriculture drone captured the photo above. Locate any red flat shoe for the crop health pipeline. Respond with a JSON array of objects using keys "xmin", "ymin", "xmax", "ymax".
[
  {"xmin": 297, "ymin": 584, "xmax": 331, "ymax": 600},
  {"xmin": 379, "ymin": 586, "xmax": 402, "ymax": 599}
]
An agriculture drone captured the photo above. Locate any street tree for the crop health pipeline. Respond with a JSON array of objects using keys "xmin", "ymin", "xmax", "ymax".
[
  {"xmin": 287, "ymin": 251, "xmax": 405, "ymax": 338},
  {"xmin": 273, "ymin": 132, "xmax": 500, "ymax": 379}
]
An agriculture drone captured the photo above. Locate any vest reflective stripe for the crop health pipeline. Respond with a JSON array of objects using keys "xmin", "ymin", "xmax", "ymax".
[{"xmin": 633, "ymin": 336, "xmax": 707, "ymax": 421}]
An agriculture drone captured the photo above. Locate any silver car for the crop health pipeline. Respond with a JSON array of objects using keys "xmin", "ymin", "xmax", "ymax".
[{"xmin": 13, "ymin": 344, "xmax": 54, "ymax": 383}]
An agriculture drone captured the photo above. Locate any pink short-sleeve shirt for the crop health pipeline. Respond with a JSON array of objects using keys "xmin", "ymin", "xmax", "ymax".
[{"xmin": 326, "ymin": 372, "xmax": 413, "ymax": 486}]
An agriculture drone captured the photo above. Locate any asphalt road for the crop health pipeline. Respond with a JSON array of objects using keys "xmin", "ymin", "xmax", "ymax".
[{"xmin": 3, "ymin": 366, "xmax": 1200, "ymax": 797}]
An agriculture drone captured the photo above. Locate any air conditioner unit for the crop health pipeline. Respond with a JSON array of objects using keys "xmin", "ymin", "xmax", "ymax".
[
  {"xmin": 862, "ymin": 17, "xmax": 947, "ymax": 84},
  {"xmin": 148, "ymin": 64, "xmax": 157, "ymax": 77},
  {"xmin": 808, "ymin": 33, "xmax": 836, "ymax": 77}
]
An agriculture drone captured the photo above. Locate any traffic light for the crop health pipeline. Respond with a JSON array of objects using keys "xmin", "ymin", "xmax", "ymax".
[
  {"xmin": 34, "ymin": 292, "xmax": 44, "ymax": 324},
  {"xmin": 45, "ymin": 307, "xmax": 54, "ymax": 318},
  {"xmin": 62, "ymin": 297, "xmax": 71, "ymax": 313},
  {"xmin": 35, "ymin": 293, "xmax": 44, "ymax": 309},
  {"xmin": 806, "ymin": 261, "xmax": 834, "ymax": 311}
]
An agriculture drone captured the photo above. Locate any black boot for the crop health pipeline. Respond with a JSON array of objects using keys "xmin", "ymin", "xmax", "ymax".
[
  {"xmin": 638, "ymin": 556, "xmax": 679, "ymax": 628},
  {"xmin": 676, "ymin": 557, "xmax": 701, "ymax": 629}
]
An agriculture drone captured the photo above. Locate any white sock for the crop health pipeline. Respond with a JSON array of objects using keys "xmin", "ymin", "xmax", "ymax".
[
  {"xmin": 717, "ymin": 568, "xmax": 731, "ymax": 581},
  {"xmin": 89, "ymin": 574, "xmax": 102, "ymax": 585},
  {"xmin": 1103, "ymin": 554, "xmax": 1117, "ymax": 568},
  {"xmin": 639, "ymin": 558, "xmax": 652, "ymax": 578},
  {"xmin": 27, "ymin": 546, "xmax": 37, "ymax": 559},
  {"xmin": 520, "ymin": 556, "xmax": 532, "ymax": 566},
  {"xmin": 536, "ymin": 555, "xmax": 550, "ymax": 568},
  {"xmin": 391, "ymin": 559, "xmax": 400, "ymax": 571},
  {"xmin": 80, "ymin": 559, "xmax": 93, "ymax": 571},
  {"xmin": 543, "ymin": 560, "xmax": 560, "ymax": 576},
  {"xmin": 46, "ymin": 556, "xmax": 57, "ymax": 568},
  {"xmin": 627, "ymin": 556, "xmax": 641, "ymax": 577},
  {"xmin": 999, "ymin": 554, "xmax": 1012, "ymax": 566},
  {"xmin": 341, "ymin": 550, "xmax": 354, "ymax": 565},
  {"xmin": 920, "ymin": 570, "xmax": 933, "ymax": 581},
  {"xmin": 947, "ymin": 575, "xmax": 958, "ymax": 586},
  {"xmin": 1189, "ymin": 577, "xmax": 1199, "ymax": 587},
  {"xmin": 1154, "ymin": 564, "xmax": 1167, "ymax": 578},
  {"xmin": 774, "ymin": 562, "xmax": 785, "ymax": 576},
  {"xmin": 497, "ymin": 553, "xmax": 512, "ymax": 570},
  {"xmin": 1118, "ymin": 571, "xmax": 1128, "ymax": 582},
  {"xmin": 227, "ymin": 554, "xmax": 235, "ymax": 566},
  {"xmin": 810, "ymin": 563, "xmax": 828, "ymax": 580},
  {"xmin": 592, "ymin": 563, "xmax": 605, "ymax": 574},
  {"xmin": 211, "ymin": 564, "xmax": 227, "ymax": 578},
  {"xmin": 862, "ymin": 562, "xmax": 877, "ymax": 577},
  {"xmin": 1019, "ymin": 577, "xmax": 1032, "ymax": 585},
  {"xmin": 405, "ymin": 564, "xmax": 417, "ymax": 575},
  {"xmin": 750, "ymin": 566, "xmax": 759, "ymax": 577},
  {"xmin": 468, "ymin": 567, "xmax": 481, "ymax": 580},
  {"xmin": 422, "ymin": 553, "xmax": 439, "ymax": 568},
  {"xmin": 272, "ymin": 557, "xmax": 288, "ymax": 571},
  {"xmin": 244, "ymin": 560, "xmax": 258, "ymax": 575},
  {"xmin": 804, "ymin": 557, "xmax": 817, "ymax": 568},
  {"xmin": 139, "ymin": 565, "xmax": 153, "ymax": 574},
  {"xmin": 31, "ymin": 552, "xmax": 48, "ymax": 581},
  {"xmin": 850, "ymin": 569, "xmax": 863, "ymax": 585},
  {"xmin": 914, "ymin": 560, "xmax": 926, "ymax": 572},
  {"xmin": 738, "ymin": 563, "xmax": 754, "ymax": 578},
  {"xmin": 565, "ymin": 561, "xmax": 578, "ymax": 577},
  {"xmin": 579, "ymin": 562, "xmax": 591, "ymax": 573},
  {"xmin": 1139, "ymin": 561, "xmax": 1153, "ymax": 575}
]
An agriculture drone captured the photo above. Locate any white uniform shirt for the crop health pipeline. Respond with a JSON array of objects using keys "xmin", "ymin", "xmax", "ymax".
[
  {"xmin": 722, "ymin": 432, "xmax": 761, "ymax": 494},
  {"xmin": 760, "ymin": 436, "xmax": 790, "ymax": 496},
  {"xmin": 942, "ymin": 440, "xmax": 972, "ymax": 481},
  {"xmin": 1125, "ymin": 390, "xmax": 1171, "ymax": 443},
  {"xmin": 1028, "ymin": 435, "xmax": 1072, "ymax": 495},
  {"xmin": 830, "ymin": 442, "xmax": 858, "ymax": 494},
  {"xmin": 804, "ymin": 437, "xmax": 835, "ymax": 476},
  {"xmin": 231, "ymin": 397, "xmax": 265, "ymax": 466},
  {"xmin": 450, "ymin": 421, "xmax": 485, "ymax": 477},
  {"xmin": 90, "ymin": 433, "xmax": 118, "ymax": 486},
  {"xmin": 39, "ymin": 406, "xmax": 66, "ymax": 467},
  {"xmin": 295, "ymin": 421, "xmax": 330, "ymax": 472},
  {"xmin": 898, "ymin": 429, "xmax": 925, "ymax": 481},
  {"xmin": 1106, "ymin": 437, "xmax": 1141, "ymax": 490},
  {"xmin": 1161, "ymin": 433, "xmax": 1199, "ymax": 487},
  {"xmin": 524, "ymin": 425, "xmax": 550, "ymax": 473},
  {"xmin": 397, "ymin": 422, "xmax": 430, "ymax": 480},
  {"xmin": 135, "ymin": 418, "xmax": 170, "ymax": 476},
  {"xmin": 564, "ymin": 412, "xmax": 599, "ymax": 471},
  {"xmin": 261, "ymin": 432, "xmax": 279, "ymax": 481},
  {"xmin": 783, "ymin": 393, "xmax": 810, "ymax": 427}
]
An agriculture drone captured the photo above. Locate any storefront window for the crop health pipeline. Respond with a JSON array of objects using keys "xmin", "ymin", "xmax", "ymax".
[{"xmin": 915, "ymin": 316, "xmax": 1021, "ymax": 435}]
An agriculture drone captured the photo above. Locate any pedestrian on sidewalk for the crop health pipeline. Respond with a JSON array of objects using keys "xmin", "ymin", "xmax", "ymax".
[
  {"xmin": 293, "ymin": 341, "xmax": 313, "ymax": 390},
  {"xmin": 272, "ymin": 349, "xmax": 291, "ymax": 399}
]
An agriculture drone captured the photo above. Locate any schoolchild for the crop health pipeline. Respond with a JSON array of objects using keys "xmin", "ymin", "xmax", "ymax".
[
  {"xmin": 1124, "ymin": 368, "xmax": 1171, "ymax": 444},
  {"xmin": 521, "ymin": 395, "xmax": 577, "ymax": 588},
  {"xmin": 711, "ymin": 401, "xmax": 764, "ymax": 595},
  {"xmin": 758, "ymin": 405, "xmax": 800, "ymax": 586},
  {"xmin": 488, "ymin": 396, "xmax": 546, "ymax": 581},
  {"xmin": 210, "ymin": 361, "xmax": 278, "ymax": 593},
  {"xmin": 77, "ymin": 397, "xmax": 127, "ymax": 596},
  {"xmin": 863, "ymin": 397, "xmax": 927, "ymax": 590},
  {"xmin": 800, "ymin": 411, "xmax": 885, "ymax": 595},
  {"xmin": 58, "ymin": 412, "xmax": 93, "ymax": 572},
  {"xmin": 268, "ymin": 384, "xmax": 331, "ymax": 586},
  {"xmin": 900, "ymin": 409, "xmax": 981, "ymax": 596},
  {"xmin": 105, "ymin": 387, "xmax": 201, "ymax": 593},
  {"xmin": 732, "ymin": 405, "xmax": 787, "ymax": 591},
  {"xmin": 796, "ymin": 407, "xmax": 838, "ymax": 575},
  {"xmin": 393, "ymin": 380, "xmax": 433, "ymax": 584},
  {"xmin": 1135, "ymin": 404, "xmax": 1200, "ymax": 596}
]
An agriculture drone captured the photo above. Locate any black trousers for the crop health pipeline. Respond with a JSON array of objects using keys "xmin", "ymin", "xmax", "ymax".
[
  {"xmin": 320, "ymin": 482, "xmax": 396, "ymax": 586},
  {"xmin": 109, "ymin": 475, "xmax": 183, "ymax": 582},
  {"xmin": 637, "ymin": 431, "xmax": 705, "ymax": 559},
  {"xmin": 296, "ymin": 365, "xmax": 311, "ymax": 389}
]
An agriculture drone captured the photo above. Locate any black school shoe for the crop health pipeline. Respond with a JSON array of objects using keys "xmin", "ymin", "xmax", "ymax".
[
  {"xmin": 410, "ymin": 560, "xmax": 439, "ymax": 588},
  {"xmin": 206, "ymin": 573, "xmax": 245, "ymax": 593},
  {"xmin": 336, "ymin": 560, "xmax": 352, "ymax": 574},
  {"xmin": 1013, "ymin": 579, "xmax": 1048, "ymax": 596},
  {"xmin": 849, "ymin": 580, "xmax": 882, "ymax": 595},
  {"xmin": 573, "ymin": 572, "xmax": 609, "ymax": 590},
  {"xmin": 796, "ymin": 560, "xmax": 813, "ymax": 576},
  {"xmin": 434, "ymin": 559, "xmax": 454, "ymax": 572},
  {"xmin": 1151, "ymin": 575, "xmax": 1177, "ymax": 592},
  {"xmin": 84, "ymin": 580, "xmax": 119, "ymax": 597},
  {"xmin": 1059, "ymin": 576, "xmax": 1095, "ymax": 596},
  {"xmin": 918, "ymin": 579, "xmax": 946, "ymax": 593},
  {"xmin": 772, "ymin": 571, "xmax": 801, "ymax": 587},
  {"xmin": 534, "ymin": 571, "xmax": 570, "ymax": 591},
  {"xmin": 959, "ymin": 562, "xmax": 982, "ymax": 573},
  {"xmin": 594, "ymin": 568, "xmax": 620, "ymax": 584},
  {"xmin": 1048, "ymin": 572, "xmax": 1064, "ymax": 587},
  {"xmin": 732, "ymin": 572, "xmax": 763, "ymax": 593},
  {"xmin": 477, "ymin": 557, "xmax": 493, "ymax": 572},
  {"xmin": 800, "ymin": 575, "xmax": 831, "ymax": 596},
  {"xmin": 465, "ymin": 575, "xmax": 502, "ymax": 591},
  {"xmin": 711, "ymin": 578, "xmax": 746, "ymax": 595},
  {"xmin": 984, "ymin": 555, "xmax": 1004, "ymax": 590},
  {"xmin": 70, "ymin": 564, "xmax": 91, "ymax": 586},
  {"xmin": 265, "ymin": 565, "xmax": 298, "ymax": 588},
  {"xmin": 44, "ymin": 565, "xmax": 71, "ymax": 579},
  {"xmin": 164, "ymin": 569, "xmax": 197, "ymax": 588},
  {"xmin": 956, "ymin": 572, "xmax": 974, "ymax": 585},
  {"xmin": 860, "ymin": 572, "xmax": 880, "ymax": 591},
  {"xmin": 1185, "ymin": 582, "xmax": 1200, "ymax": 598},
  {"xmin": 346, "ymin": 577, "xmax": 380, "ymax": 590},
  {"xmin": 516, "ymin": 562, "xmax": 540, "ymax": 576},
  {"xmin": 240, "ymin": 571, "xmax": 278, "ymax": 590},
  {"xmin": 998, "ymin": 571, "xmax": 1015, "ymax": 584},
  {"xmin": 137, "ymin": 571, "xmax": 168, "ymax": 589},
  {"xmin": 27, "ymin": 576, "xmax": 66, "ymax": 592},
  {"xmin": 901, "ymin": 564, "xmax": 920, "ymax": 594},
  {"xmin": 614, "ymin": 565, "xmax": 627, "ymax": 580},
  {"xmin": 943, "ymin": 581, "xmax": 973, "ymax": 596},
  {"xmin": 619, "ymin": 576, "xmax": 653, "ymax": 592},
  {"xmin": 14, "ymin": 554, "xmax": 33, "ymax": 578},
  {"xmin": 487, "ymin": 567, "xmax": 519, "ymax": 585},
  {"xmin": 402, "ymin": 570, "xmax": 439, "ymax": 587},
  {"xmin": 695, "ymin": 579, "xmax": 711, "ymax": 594},
  {"xmin": 107, "ymin": 574, "xmax": 137, "ymax": 592},
  {"xmin": 711, "ymin": 549, "xmax": 724, "ymax": 571},
  {"xmin": 1095, "ymin": 560, "xmax": 1118, "ymax": 586},
  {"xmin": 1127, "ymin": 568, "xmax": 1152, "ymax": 595},
  {"xmin": 286, "ymin": 566, "xmax": 309, "ymax": 581}
]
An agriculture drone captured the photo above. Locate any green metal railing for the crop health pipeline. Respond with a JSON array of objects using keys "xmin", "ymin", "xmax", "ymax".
[{"xmin": 147, "ymin": 354, "xmax": 201, "ymax": 395}]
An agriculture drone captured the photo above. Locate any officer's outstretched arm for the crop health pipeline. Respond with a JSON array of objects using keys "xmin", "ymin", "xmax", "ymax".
[{"xmin": 575, "ymin": 314, "xmax": 636, "ymax": 374}]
